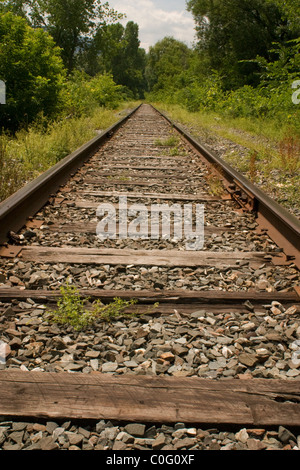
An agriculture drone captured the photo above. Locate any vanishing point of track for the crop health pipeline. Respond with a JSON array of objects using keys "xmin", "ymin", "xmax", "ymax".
[{"xmin": 0, "ymin": 104, "xmax": 300, "ymax": 450}]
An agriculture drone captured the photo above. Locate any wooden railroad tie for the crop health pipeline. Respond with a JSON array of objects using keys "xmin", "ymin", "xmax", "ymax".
[{"xmin": 0, "ymin": 370, "xmax": 299, "ymax": 427}]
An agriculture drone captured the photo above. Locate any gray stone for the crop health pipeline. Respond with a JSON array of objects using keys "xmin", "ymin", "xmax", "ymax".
[
  {"xmin": 100, "ymin": 426, "xmax": 119, "ymax": 441},
  {"xmin": 173, "ymin": 437, "xmax": 196, "ymax": 449},
  {"xmin": 90, "ymin": 359, "xmax": 99, "ymax": 371},
  {"xmin": 46, "ymin": 421, "xmax": 59, "ymax": 434},
  {"xmin": 235, "ymin": 428, "xmax": 249, "ymax": 443},
  {"xmin": 247, "ymin": 438, "xmax": 267, "ymax": 450},
  {"xmin": 12, "ymin": 422, "xmax": 28, "ymax": 431},
  {"xmin": 124, "ymin": 423, "xmax": 146, "ymax": 437},
  {"xmin": 238, "ymin": 353, "xmax": 258, "ymax": 367},
  {"xmin": 9, "ymin": 430, "xmax": 24, "ymax": 445},
  {"xmin": 78, "ymin": 427, "xmax": 90, "ymax": 439},
  {"xmin": 52, "ymin": 427, "xmax": 65, "ymax": 441},
  {"xmin": 113, "ymin": 441, "xmax": 127, "ymax": 450},
  {"xmin": 152, "ymin": 433, "xmax": 166, "ymax": 450},
  {"xmin": 102, "ymin": 362, "xmax": 118, "ymax": 372},
  {"xmin": 39, "ymin": 436, "xmax": 59, "ymax": 450},
  {"xmin": 65, "ymin": 432, "xmax": 83, "ymax": 446},
  {"xmin": 278, "ymin": 426, "xmax": 297, "ymax": 444},
  {"xmin": 116, "ymin": 431, "xmax": 134, "ymax": 444}
]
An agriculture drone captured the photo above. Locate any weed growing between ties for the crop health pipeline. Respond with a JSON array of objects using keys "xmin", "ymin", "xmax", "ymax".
[
  {"xmin": 155, "ymin": 135, "xmax": 179, "ymax": 147},
  {"xmin": 205, "ymin": 163, "xmax": 225, "ymax": 197},
  {"xmin": 155, "ymin": 134, "xmax": 187, "ymax": 157},
  {"xmin": 45, "ymin": 284, "xmax": 159, "ymax": 331},
  {"xmin": 45, "ymin": 284, "xmax": 139, "ymax": 331}
]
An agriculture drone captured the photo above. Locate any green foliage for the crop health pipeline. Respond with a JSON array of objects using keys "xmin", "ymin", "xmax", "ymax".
[
  {"xmin": 93, "ymin": 296, "xmax": 138, "ymax": 323},
  {"xmin": 47, "ymin": 284, "xmax": 96, "ymax": 331},
  {"xmin": 109, "ymin": 21, "xmax": 146, "ymax": 98},
  {"xmin": 255, "ymin": 39, "xmax": 300, "ymax": 86},
  {"xmin": 146, "ymin": 34, "xmax": 300, "ymax": 135},
  {"xmin": 81, "ymin": 21, "xmax": 147, "ymax": 98},
  {"xmin": 265, "ymin": 0, "xmax": 300, "ymax": 35},
  {"xmin": 0, "ymin": 12, "xmax": 66, "ymax": 131},
  {"xmin": 62, "ymin": 71, "xmax": 126, "ymax": 116},
  {"xmin": 0, "ymin": 132, "xmax": 23, "ymax": 200},
  {"xmin": 146, "ymin": 37, "xmax": 193, "ymax": 93},
  {"xmin": 46, "ymin": 284, "xmax": 139, "ymax": 330},
  {"xmin": 155, "ymin": 135, "xmax": 180, "ymax": 147},
  {"xmin": 187, "ymin": 0, "xmax": 296, "ymax": 89},
  {"xmin": 156, "ymin": 102, "xmax": 300, "ymax": 213},
  {"xmin": 0, "ymin": 104, "xmax": 130, "ymax": 201},
  {"xmin": 175, "ymin": 73, "xmax": 224, "ymax": 112},
  {"xmin": 1, "ymin": 0, "xmax": 124, "ymax": 73}
]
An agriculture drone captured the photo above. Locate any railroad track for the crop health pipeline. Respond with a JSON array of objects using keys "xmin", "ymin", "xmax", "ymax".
[{"xmin": 0, "ymin": 103, "xmax": 300, "ymax": 451}]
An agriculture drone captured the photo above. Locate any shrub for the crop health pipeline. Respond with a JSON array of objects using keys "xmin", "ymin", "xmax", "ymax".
[
  {"xmin": 45, "ymin": 284, "xmax": 138, "ymax": 331},
  {"xmin": 0, "ymin": 12, "xmax": 66, "ymax": 131},
  {"xmin": 62, "ymin": 71, "xmax": 126, "ymax": 117}
]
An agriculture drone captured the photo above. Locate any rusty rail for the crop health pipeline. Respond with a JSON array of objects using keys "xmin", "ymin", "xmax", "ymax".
[
  {"xmin": 0, "ymin": 103, "xmax": 299, "ymax": 268},
  {"xmin": 158, "ymin": 107, "xmax": 300, "ymax": 268},
  {"xmin": 0, "ymin": 105, "xmax": 141, "ymax": 244}
]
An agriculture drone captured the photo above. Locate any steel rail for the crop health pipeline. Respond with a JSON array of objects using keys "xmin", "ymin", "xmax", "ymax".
[
  {"xmin": 157, "ymin": 106, "xmax": 300, "ymax": 268},
  {"xmin": 0, "ymin": 102, "xmax": 299, "ymax": 268},
  {"xmin": 0, "ymin": 103, "xmax": 299, "ymax": 432},
  {"xmin": 0, "ymin": 105, "xmax": 141, "ymax": 244}
]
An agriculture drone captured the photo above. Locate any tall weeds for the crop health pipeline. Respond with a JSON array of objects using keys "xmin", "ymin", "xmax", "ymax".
[
  {"xmin": 279, "ymin": 135, "xmax": 300, "ymax": 174},
  {"xmin": 0, "ymin": 134, "xmax": 24, "ymax": 201},
  {"xmin": 0, "ymin": 105, "xmax": 136, "ymax": 203}
]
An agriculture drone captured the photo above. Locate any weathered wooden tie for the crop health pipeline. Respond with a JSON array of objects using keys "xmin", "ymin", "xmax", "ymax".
[{"xmin": 0, "ymin": 371, "xmax": 299, "ymax": 427}]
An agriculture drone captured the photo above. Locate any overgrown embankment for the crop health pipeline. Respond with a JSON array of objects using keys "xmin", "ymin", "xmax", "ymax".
[
  {"xmin": 0, "ymin": 102, "xmax": 139, "ymax": 202},
  {"xmin": 153, "ymin": 103, "xmax": 300, "ymax": 219}
]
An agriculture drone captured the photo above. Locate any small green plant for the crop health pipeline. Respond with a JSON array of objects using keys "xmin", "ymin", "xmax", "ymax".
[
  {"xmin": 155, "ymin": 135, "xmax": 180, "ymax": 147},
  {"xmin": 206, "ymin": 164, "xmax": 225, "ymax": 196},
  {"xmin": 46, "ymin": 284, "xmax": 139, "ymax": 330},
  {"xmin": 118, "ymin": 174, "xmax": 130, "ymax": 181},
  {"xmin": 206, "ymin": 174, "xmax": 224, "ymax": 196},
  {"xmin": 93, "ymin": 296, "xmax": 137, "ymax": 322}
]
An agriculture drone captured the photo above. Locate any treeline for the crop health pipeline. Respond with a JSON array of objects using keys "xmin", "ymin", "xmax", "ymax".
[
  {"xmin": 0, "ymin": 0, "xmax": 299, "ymax": 133},
  {"xmin": 0, "ymin": 0, "xmax": 146, "ymax": 131},
  {"xmin": 146, "ymin": 0, "xmax": 300, "ymax": 131}
]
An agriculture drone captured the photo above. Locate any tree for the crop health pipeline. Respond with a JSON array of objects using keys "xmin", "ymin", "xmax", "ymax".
[
  {"xmin": 145, "ymin": 37, "xmax": 193, "ymax": 93},
  {"xmin": 79, "ymin": 21, "xmax": 147, "ymax": 98},
  {"xmin": 187, "ymin": 0, "xmax": 296, "ymax": 88},
  {"xmin": 0, "ymin": 12, "xmax": 66, "ymax": 131},
  {"xmin": 108, "ymin": 22, "xmax": 146, "ymax": 98},
  {"xmin": 1, "ymin": 0, "xmax": 124, "ymax": 73},
  {"xmin": 266, "ymin": 0, "xmax": 300, "ymax": 35}
]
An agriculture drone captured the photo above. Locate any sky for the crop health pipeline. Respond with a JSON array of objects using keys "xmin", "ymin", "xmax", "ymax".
[{"xmin": 107, "ymin": 0, "xmax": 197, "ymax": 51}]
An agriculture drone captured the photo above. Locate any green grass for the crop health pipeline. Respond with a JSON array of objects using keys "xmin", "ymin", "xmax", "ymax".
[
  {"xmin": 155, "ymin": 135, "xmax": 180, "ymax": 147},
  {"xmin": 155, "ymin": 134, "xmax": 187, "ymax": 157},
  {"xmin": 152, "ymin": 102, "xmax": 300, "ymax": 216},
  {"xmin": 0, "ymin": 101, "xmax": 140, "ymax": 203}
]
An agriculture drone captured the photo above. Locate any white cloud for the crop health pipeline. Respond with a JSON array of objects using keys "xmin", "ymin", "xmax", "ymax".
[{"xmin": 108, "ymin": 0, "xmax": 196, "ymax": 50}]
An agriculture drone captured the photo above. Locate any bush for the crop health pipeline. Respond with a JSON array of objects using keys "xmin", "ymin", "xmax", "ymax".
[
  {"xmin": 0, "ymin": 12, "xmax": 66, "ymax": 131},
  {"xmin": 176, "ymin": 74, "xmax": 224, "ymax": 112},
  {"xmin": 0, "ymin": 105, "xmax": 126, "ymax": 202},
  {"xmin": 62, "ymin": 71, "xmax": 126, "ymax": 117},
  {"xmin": 45, "ymin": 284, "xmax": 138, "ymax": 330}
]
